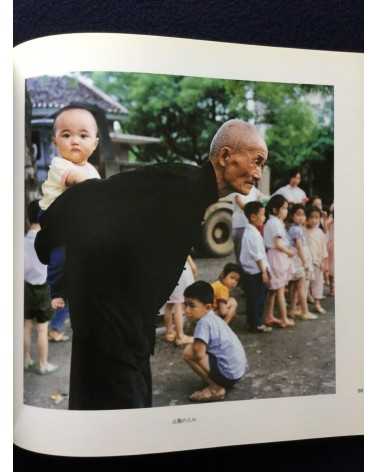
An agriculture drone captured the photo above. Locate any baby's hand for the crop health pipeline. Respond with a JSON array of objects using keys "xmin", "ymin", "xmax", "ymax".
[
  {"xmin": 51, "ymin": 297, "xmax": 65, "ymax": 310},
  {"xmin": 287, "ymin": 249, "xmax": 295, "ymax": 258}
]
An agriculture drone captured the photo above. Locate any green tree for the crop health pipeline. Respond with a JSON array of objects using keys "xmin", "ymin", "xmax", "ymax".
[
  {"xmin": 91, "ymin": 72, "xmax": 252, "ymax": 164},
  {"xmin": 253, "ymin": 83, "xmax": 333, "ymax": 172},
  {"xmin": 90, "ymin": 72, "xmax": 333, "ymax": 175}
]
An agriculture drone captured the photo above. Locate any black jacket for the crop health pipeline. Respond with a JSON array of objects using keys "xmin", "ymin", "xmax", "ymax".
[{"xmin": 35, "ymin": 161, "xmax": 218, "ymax": 409}]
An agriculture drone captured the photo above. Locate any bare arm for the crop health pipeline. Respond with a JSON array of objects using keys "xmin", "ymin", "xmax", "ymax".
[
  {"xmin": 216, "ymin": 299, "xmax": 229, "ymax": 316},
  {"xmin": 275, "ymin": 237, "xmax": 294, "ymax": 257},
  {"xmin": 192, "ymin": 339, "xmax": 208, "ymax": 362},
  {"xmin": 295, "ymin": 239, "xmax": 306, "ymax": 267},
  {"xmin": 256, "ymin": 259, "xmax": 270, "ymax": 284},
  {"xmin": 187, "ymin": 255, "xmax": 198, "ymax": 278}
]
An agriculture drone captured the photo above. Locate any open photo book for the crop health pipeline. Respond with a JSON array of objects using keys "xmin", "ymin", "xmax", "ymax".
[{"xmin": 13, "ymin": 33, "xmax": 363, "ymax": 457}]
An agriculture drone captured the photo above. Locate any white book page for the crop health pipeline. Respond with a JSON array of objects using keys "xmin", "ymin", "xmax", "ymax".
[{"xmin": 13, "ymin": 33, "xmax": 363, "ymax": 457}]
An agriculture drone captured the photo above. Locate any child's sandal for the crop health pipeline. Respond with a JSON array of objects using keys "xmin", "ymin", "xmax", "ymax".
[
  {"xmin": 164, "ymin": 332, "xmax": 176, "ymax": 342},
  {"xmin": 175, "ymin": 335, "xmax": 194, "ymax": 346},
  {"xmin": 314, "ymin": 306, "xmax": 327, "ymax": 315}
]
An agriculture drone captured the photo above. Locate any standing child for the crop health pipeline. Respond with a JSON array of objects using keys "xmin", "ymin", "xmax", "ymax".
[
  {"xmin": 183, "ymin": 281, "xmax": 248, "ymax": 402},
  {"xmin": 287, "ymin": 204, "xmax": 318, "ymax": 321},
  {"xmin": 39, "ymin": 104, "xmax": 101, "ymax": 310},
  {"xmin": 24, "ymin": 201, "xmax": 58, "ymax": 374},
  {"xmin": 240, "ymin": 201, "xmax": 272, "ymax": 333},
  {"xmin": 164, "ymin": 255, "xmax": 197, "ymax": 346},
  {"xmin": 263, "ymin": 195, "xmax": 295, "ymax": 328},
  {"xmin": 327, "ymin": 207, "xmax": 335, "ymax": 296},
  {"xmin": 305, "ymin": 206, "xmax": 329, "ymax": 314},
  {"xmin": 211, "ymin": 263, "xmax": 242, "ymax": 325},
  {"xmin": 231, "ymin": 186, "xmax": 266, "ymax": 261}
]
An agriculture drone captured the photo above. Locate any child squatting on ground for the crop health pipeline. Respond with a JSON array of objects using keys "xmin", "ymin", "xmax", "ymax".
[
  {"xmin": 239, "ymin": 201, "xmax": 272, "ymax": 333},
  {"xmin": 24, "ymin": 201, "xmax": 58, "ymax": 375},
  {"xmin": 211, "ymin": 263, "xmax": 242, "ymax": 325},
  {"xmin": 38, "ymin": 104, "xmax": 101, "ymax": 340},
  {"xmin": 182, "ymin": 281, "xmax": 248, "ymax": 402}
]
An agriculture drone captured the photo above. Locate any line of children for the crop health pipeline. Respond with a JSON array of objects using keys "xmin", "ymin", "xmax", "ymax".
[
  {"xmin": 180, "ymin": 194, "xmax": 334, "ymax": 402},
  {"xmin": 239, "ymin": 194, "xmax": 334, "ymax": 329}
]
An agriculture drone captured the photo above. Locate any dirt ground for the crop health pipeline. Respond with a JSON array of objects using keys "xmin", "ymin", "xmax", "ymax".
[{"xmin": 23, "ymin": 254, "xmax": 335, "ymax": 409}]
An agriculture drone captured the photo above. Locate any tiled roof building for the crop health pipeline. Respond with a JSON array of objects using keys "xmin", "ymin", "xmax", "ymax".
[{"xmin": 27, "ymin": 73, "xmax": 127, "ymax": 119}]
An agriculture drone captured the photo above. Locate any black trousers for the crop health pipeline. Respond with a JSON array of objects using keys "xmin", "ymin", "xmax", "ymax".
[
  {"xmin": 68, "ymin": 334, "xmax": 152, "ymax": 410},
  {"xmin": 243, "ymin": 272, "xmax": 267, "ymax": 330}
]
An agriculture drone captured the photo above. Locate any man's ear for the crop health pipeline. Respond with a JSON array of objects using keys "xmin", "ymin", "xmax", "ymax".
[
  {"xmin": 94, "ymin": 137, "xmax": 99, "ymax": 150},
  {"xmin": 218, "ymin": 146, "xmax": 231, "ymax": 168}
]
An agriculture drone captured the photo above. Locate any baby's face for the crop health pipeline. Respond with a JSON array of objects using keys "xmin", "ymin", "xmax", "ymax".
[{"xmin": 53, "ymin": 109, "xmax": 99, "ymax": 165}]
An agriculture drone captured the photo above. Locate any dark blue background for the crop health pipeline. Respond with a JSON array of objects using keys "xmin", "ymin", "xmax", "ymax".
[
  {"xmin": 14, "ymin": 1, "xmax": 363, "ymax": 470},
  {"xmin": 14, "ymin": 0, "xmax": 363, "ymax": 52}
]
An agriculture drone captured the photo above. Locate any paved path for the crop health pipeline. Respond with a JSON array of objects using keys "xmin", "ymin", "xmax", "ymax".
[{"xmin": 24, "ymin": 255, "xmax": 335, "ymax": 409}]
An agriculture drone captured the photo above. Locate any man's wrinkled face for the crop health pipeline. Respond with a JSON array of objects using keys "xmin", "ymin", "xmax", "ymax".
[{"xmin": 222, "ymin": 144, "xmax": 268, "ymax": 195}]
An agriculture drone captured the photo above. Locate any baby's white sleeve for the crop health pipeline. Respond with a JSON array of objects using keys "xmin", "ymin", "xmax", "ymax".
[{"xmin": 49, "ymin": 157, "xmax": 73, "ymax": 186}]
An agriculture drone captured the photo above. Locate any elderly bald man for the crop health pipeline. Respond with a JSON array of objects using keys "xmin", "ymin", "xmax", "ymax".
[{"xmin": 35, "ymin": 119, "xmax": 268, "ymax": 410}]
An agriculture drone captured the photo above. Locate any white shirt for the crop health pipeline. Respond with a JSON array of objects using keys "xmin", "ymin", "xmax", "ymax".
[
  {"xmin": 273, "ymin": 184, "xmax": 307, "ymax": 204},
  {"xmin": 39, "ymin": 156, "xmax": 100, "ymax": 210},
  {"xmin": 240, "ymin": 224, "xmax": 270, "ymax": 275},
  {"xmin": 264, "ymin": 215, "xmax": 290, "ymax": 249},
  {"xmin": 24, "ymin": 229, "xmax": 47, "ymax": 285},
  {"xmin": 231, "ymin": 187, "xmax": 262, "ymax": 229}
]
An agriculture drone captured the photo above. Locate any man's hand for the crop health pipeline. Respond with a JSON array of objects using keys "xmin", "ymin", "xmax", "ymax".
[{"xmin": 51, "ymin": 297, "xmax": 65, "ymax": 310}]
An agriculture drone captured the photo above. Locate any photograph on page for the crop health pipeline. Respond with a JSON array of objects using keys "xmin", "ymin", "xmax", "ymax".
[{"xmin": 23, "ymin": 70, "xmax": 335, "ymax": 411}]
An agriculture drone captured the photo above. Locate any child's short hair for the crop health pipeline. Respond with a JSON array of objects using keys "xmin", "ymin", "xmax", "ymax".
[
  {"xmin": 290, "ymin": 203, "xmax": 305, "ymax": 217},
  {"xmin": 184, "ymin": 281, "xmax": 214, "ymax": 305},
  {"xmin": 305, "ymin": 205, "xmax": 322, "ymax": 219},
  {"xmin": 244, "ymin": 201, "xmax": 264, "ymax": 220},
  {"xmin": 220, "ymin": 262, "xmax": 242, "ymax": 280},
  {"xmin": 266, "ymin": 194, "xmax": 287, "ymax": 218},
  {"xmin": 28, "ymin": 200, "xmax": 41, "ymax": 224},
  {"xmin": 288, "ymin": 168, "xmax": 301, "ymax": 180},
  {"xmin": 307, "ymin": 195, "xmax": 322, "ymax": 207},
  {"xmin": 52, "ymin": 102, "xmax": 99, "ymax": 136}
]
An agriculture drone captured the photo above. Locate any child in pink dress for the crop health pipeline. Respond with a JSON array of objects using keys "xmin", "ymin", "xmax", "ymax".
[
  {"xmin": 327, "ymin": 207, "xmax": 335, "ymax": 296},
  {"xmin": 263, "ymin": 195, "xmax": 295, "ymax": 328},
  {"xmin": 304, "ymin": 206, "xmax": 329, "ymax": 314},
  {"xmin": 287, "ymin": 204, "xmax": 317, "ymax": 321}
]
